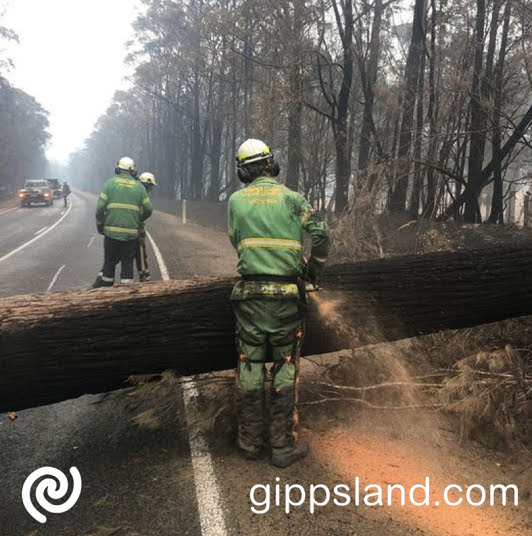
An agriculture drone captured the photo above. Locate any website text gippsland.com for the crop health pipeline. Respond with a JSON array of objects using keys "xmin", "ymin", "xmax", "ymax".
[{"xmin": 249, "ymin": 477, "xmax": 519, "ymax": 514}]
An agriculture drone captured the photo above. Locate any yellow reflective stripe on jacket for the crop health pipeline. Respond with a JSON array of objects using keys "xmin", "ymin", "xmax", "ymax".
[
  {"xmin": 142, "ymin": 197, "xmax": 150, "ymax": 205},
  {"xmin": 115, "ymin": 178, "xmax": 136, "ymax": 186},
  {"xmin": 99, "ymin": 192, "xmax": 108, "ymax": 201},
  {"xmin": 237, "ymin": 237, "xmax": 302, "ymax": 252},
  {"xmin": 107, "ymin": 203, "xmax": 141, "ymax": 212},
  {"xmin": 104, "ymin": 226, "xmax": 138, "ymax": 235}
]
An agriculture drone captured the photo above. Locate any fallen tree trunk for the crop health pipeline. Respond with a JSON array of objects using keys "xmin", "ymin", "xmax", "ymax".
[{"xmin": 1, "ymin": 242, "xmax": 532, "ymax": 411}]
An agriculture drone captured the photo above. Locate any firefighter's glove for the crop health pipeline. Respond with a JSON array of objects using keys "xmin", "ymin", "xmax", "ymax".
[
  {"xmin": 96, "ymin": 222, "xmax": 105, "ymax": 235},
  {"xmin": 304, "ymin": 257, "xmax": 324, "ymax": 287}
]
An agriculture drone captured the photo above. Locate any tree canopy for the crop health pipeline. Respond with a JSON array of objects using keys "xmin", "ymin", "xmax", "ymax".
[{"xmin": 62, "ymin": 0, "xmax": 532, "ymax": 221}]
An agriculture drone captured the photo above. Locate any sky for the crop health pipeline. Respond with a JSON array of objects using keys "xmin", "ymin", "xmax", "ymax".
[{"xmin": 3, "ymin": 0, "xmax": 141, "ymax": 164}]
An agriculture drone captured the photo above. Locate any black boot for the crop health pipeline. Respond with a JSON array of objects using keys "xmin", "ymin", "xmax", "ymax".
[
  {"xmin": 92, "ymin": 273, "xmax": 113, "ymax": 288},
  {"xmin": 92, "ymin": 273, "xmax": 104, "ymax": 288},
  {"xmin": 235, "ymin": 387, "xmax": 266, "ymax": 460},
  {"xmin": 270, "ymin": 386, "xmax": 308, "ymax": 468}
]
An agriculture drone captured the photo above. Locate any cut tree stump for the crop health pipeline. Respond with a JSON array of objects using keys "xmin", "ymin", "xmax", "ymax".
[{"xmin": 1, "ymin": 242, "xmax": 532, "ymax": 411}]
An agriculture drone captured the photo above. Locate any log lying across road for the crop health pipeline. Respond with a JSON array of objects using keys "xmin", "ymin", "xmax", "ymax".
[{"xmin": 1, "ymin": 242, "xmax": 532, "ymax": 411}]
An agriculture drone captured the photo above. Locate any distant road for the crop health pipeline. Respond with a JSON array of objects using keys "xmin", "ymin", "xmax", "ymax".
[{"xmin": 0, "ymin": 190, "xmax": 161, "ymax": 297}]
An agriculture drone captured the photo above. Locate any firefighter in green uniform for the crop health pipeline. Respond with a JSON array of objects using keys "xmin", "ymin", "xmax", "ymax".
[
  {"xmin": 93, "ymin": 156, "xmax": 153, "ymax": 287},
  {"xmin": 228, "ymin": 139, "xmax": 331, "ymax": 467}
]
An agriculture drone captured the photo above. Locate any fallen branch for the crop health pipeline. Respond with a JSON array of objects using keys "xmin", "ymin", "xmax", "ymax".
[
  {"xmin": 301, "ymin": 398, "xmax": 442, "ymax": 410},
  {"xmin": 310, "ymin": 380, "xmax": 442, "ymax": 392}
]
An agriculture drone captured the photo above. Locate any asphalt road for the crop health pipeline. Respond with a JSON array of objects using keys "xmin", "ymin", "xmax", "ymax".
[
  {"xmin": 0, "ymin": 193, "xmax": 363, "ymax": 536},
  {"xmin": 0, "ymin": 191, "xmax": 201, "ymax": 536},
  {"xmin": 0, "ymin": 191, "xmax": 161, "ymax": 297}
]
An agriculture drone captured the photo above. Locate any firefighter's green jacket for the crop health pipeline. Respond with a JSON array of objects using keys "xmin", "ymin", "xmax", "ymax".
[
  {"xmin": 228, "ymin": 176, "xmax": 330, "ymax": 300},
  {"xmin": 96, "ymin": 174, "xmax": 153, "ymax": 241}
]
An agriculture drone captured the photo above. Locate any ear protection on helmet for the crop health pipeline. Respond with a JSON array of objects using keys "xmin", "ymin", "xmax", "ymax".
[
  {"xmin": 237, "ymin": 165, "xmax": 252, "ymax": 184},
  {"xmin": 270, "ymin": 160, "xmax": 280, "ymax": 177},
  {"xmin": 115, "ymin": 167, "xmax": 138, "ymax": 178}
]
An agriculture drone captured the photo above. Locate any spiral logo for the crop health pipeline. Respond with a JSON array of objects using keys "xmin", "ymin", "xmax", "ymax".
[{"xmin": 21, "ymin": 466, "xmax": 82, "ymax": 523}]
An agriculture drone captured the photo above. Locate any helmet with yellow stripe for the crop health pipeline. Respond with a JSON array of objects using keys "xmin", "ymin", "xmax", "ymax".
[
  {"xmin": 236, "ymin": 139, "xmax": 279, "ymax": 184},
  {"xmin": 116, "ymin": 156, "xmax": 137, "ymax": 178},
  {"xmin": 236, "ymin": 139, "xmax": 273, "ymax": 165},
  {"xmin": 139, "ymin": 172, "xmax": 157, "ymax": 186}
]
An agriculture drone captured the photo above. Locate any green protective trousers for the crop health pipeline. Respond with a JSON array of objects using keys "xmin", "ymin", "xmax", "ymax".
[
  {"xmin": 234, "ymin": 298, "xmax": 303, "ymax": 391},
  {"xmin": 232, "ymin": 297, "xmax": 304, "ymax": 453}
]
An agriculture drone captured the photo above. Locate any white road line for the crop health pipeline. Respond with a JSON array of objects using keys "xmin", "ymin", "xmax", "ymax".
[
  {"xmin": 145, "ymin": 230, "xmax": 170, "ymax": 281},
  {"xmin": 148, "ymin": 231, "xmax": 227, "ymax": 536},
  {"xmin": 0, "ymin": 207, "xmax": 18, "ymax": 216},
  {"xmin": 183, "ymin": 381, "xmax": 228, "ymax": 536},
  {"xmin": 0, "ymin": 198, "xmax": 73, "ymax": 265},
  {"xmin": 35, "ymin": 226, "xmax": 49, "ymax": 235},
  {"xmin": 46, "ymin": 264, "xmax": 66, "ymax": 292},
  {"xmin": 87, "ymin": 235, "xmax": 95, "ymax": 248}
]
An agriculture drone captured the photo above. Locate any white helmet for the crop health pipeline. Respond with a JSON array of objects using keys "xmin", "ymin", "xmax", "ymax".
[
  {"xmin": 117, "ymin": 156, "xmax": 136, "ymax": 173},
  {"xmin": 236, "ymin": 139, "xmax": 273, "ymax": 166},
  {"xmin": 139, "ymin": 172, "xmax": 157, "ymax": 185}
]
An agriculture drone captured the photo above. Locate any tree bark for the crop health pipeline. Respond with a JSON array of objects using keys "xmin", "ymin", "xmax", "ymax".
[
  {"xmin": 285, "ymin": 0, "xmax": 304, "ymax": 192},
  {"xmin": 488, "ymin": 0, "xmax": 511, "ymax": 224},
  {"xmin": 332, "ymin": 0, "xmax": 354, "ymax": 212},
  {"xmin": 464, "ymin": 0, "xmax": 501, "ymax": 222},
  {"xmin": 2, "ymin": 243, "xmax": 532, "ymax": 411},
  {"xmin": 389, "ymin": 0, "xmax": 427, "ymax": 214},
  {"xmin": 356, "ymin": 0, "xmax": 383, "ymax": 190},
  {"xmin": 423, "ymin": 0, "xmax": 439, "ymax": 217},
  {"xmin": 409, "ymin": 38, "xmax": 426, "ymax": 219}
]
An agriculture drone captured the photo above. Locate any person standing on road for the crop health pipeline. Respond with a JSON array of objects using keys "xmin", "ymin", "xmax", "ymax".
[
  {"xmin": 136, "ymin": 172, "xmax": 157, "ymax": 282},
  {"xmin": 62, "ymin": 181, "xmax": 71, "ymax": 208},
  {"xmin": 93, "ymin": 157, "xmax": 153, "ymax": 287},
  {"xmin": 228, "ymin": 139, "xmax": 330, "ymax": 467}
]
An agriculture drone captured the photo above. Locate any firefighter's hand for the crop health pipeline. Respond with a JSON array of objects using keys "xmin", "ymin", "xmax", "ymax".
[
  {"xmin": 304, "ymin": 257, "xmax": 324, "ymax": 286},
  {"xmin": 96, "ymin": 222, "xmax": 105, "ymax": 235}
]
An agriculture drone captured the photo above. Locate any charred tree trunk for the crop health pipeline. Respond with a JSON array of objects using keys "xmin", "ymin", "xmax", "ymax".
[
  {"xmin": 440, "ymin": 102, "xmax": 532, "ymax": 220},
  {"xmin": 488, "ymin": 0, "xmax": 511, "ymax": 224},
  {"xmin": 356, "ymin": 0, "xmax": 383, "ymax": 190},
  {"xmin": 2, "ymin": 243, "xmax": 532, "ymax": 411},
  {"xmin": 464, "ymin": 0, "xmax": 501, "ymax": 222},
  {"xmin": 389, "ymin": 0, "xmax": 427, "ymax": 214},
  {"xmin": 331, "ymin": 0, "xmax": 354, "ymax": 212},
  {"xmin": 409, "ymin": 41, "xmax": 426, "ymax": 219},
  {"xmin": 285, "ymin": 0, "xmax": 304, "ymax": 192},
  {"xmin": 423, "ymin": 0, "xmax": 438, "ymax": 217}
]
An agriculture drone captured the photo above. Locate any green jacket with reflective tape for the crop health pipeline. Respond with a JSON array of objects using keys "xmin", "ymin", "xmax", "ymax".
[
  {"xmin": 96, "ymin": 174, "xmax": 153, "ymax": 241},
  {"xmin": 228, "ymin": 176, "xmax": 330, "ymax": 299}
]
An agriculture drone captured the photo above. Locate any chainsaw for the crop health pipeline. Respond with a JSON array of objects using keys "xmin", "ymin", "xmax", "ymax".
[{"xmin": 303, "ymin": 256, "xmax": 321, "ymax": 293}]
